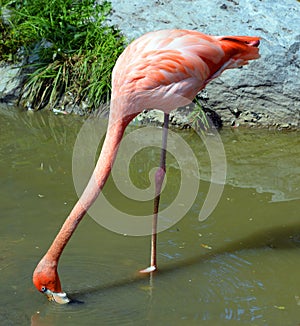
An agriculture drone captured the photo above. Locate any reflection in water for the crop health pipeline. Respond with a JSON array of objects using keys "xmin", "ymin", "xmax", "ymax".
[
  {"xmin": 0, "ymin": 105, "xmax": 299, "ymax": 325},
  {"xmin": 184, "ymin": 127, "xmax": 300, "ymax": 202}
]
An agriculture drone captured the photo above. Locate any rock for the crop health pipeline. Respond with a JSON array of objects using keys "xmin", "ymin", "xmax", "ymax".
[
  {"xmin": 0, "ymin": 63, "xmax": 22, "ymax": 102},
  {"xmin": 108, "ymin": 0, "xmax": 300, "ymax": 129},
  {"xmin": 1, "ymin": 0, "xmax": 299, "ymax": 129}
]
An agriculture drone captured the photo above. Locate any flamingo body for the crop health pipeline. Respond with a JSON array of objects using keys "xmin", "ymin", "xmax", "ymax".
[
  {"xmin": 112, "ymin": 29, "xmax": 260, "ymax": 115},
  {"xmin": 33, "ymin": 29, "xmax": 260, "ymax": 303}
]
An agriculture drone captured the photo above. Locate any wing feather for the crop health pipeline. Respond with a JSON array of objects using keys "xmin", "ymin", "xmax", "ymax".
[{"xmin": 112, "ymin": 29, "xmax": 260, "ymax": 109}]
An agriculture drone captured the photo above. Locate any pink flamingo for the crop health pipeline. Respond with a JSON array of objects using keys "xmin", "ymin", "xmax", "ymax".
[{"xmin": 33, "ymin": 29, "xmax": 260, "ymax": 303}]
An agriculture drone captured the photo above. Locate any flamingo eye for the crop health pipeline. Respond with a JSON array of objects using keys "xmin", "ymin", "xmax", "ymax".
[{"xmin": 41, "ymin": 286, "xmax": 47, "ymax": 293}]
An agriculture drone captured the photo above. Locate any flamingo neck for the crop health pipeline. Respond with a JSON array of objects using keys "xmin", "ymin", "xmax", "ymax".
[{"xmin": 45, "ymin": 118, "xmax": 128, "ymax": 263}]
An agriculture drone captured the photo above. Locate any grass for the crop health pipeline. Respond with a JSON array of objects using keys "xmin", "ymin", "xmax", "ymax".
[
  {"xmin": 0, "ymin": 1, "xmax": 209, "ymax": 129},
  {"xmin": 0, "ymin": 0, "xmax": 126, "ymax": 111},
  {"xmin": 189, "ymin": 97, "xmax": 210, "ymax": 132}
]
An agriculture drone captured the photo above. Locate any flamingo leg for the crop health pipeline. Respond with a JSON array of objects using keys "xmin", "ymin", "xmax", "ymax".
[{"xmin": 140, "ymin": 113, "xmax": 169, "ymax": 273}]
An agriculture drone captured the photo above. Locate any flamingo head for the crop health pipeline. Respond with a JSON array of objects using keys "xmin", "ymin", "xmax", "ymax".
[{"xmin": 33, "ymin": 257, "xmax": 70, "ymax": 304}]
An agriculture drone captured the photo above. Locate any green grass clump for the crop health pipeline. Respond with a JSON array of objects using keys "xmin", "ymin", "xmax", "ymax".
[
  {"xmin": 189, "ymin": 97, "xmax": 210, "ymax": 132},
  {"xmin": 0, "ymin": 0, "xmax": 126, "ymax": 111}
]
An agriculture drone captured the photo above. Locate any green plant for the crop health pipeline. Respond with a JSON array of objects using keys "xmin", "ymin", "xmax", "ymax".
[
  {"xmin": 0, "ymin": 3, "xmax": 20, "ymax": 61},
  {"xmin": 1, "ymin": 0, "xmax": 126, "ymax": 111},
  {"xmin": 188, "ymin": 97, "xmax": 210, "ymax": 132}
]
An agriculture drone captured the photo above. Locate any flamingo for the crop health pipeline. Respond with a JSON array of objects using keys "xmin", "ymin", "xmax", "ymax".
[{"xmin": 33, "ymin": 29, "xmax": 260, "ymax": 303}]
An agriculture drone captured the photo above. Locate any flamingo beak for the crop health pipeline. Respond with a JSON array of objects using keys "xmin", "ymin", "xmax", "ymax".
[{"xmin": 44, "ymin": 289, "xmax": 71, "ymax": 304}]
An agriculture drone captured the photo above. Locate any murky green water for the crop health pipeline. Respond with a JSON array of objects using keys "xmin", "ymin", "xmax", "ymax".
[{"xmin": 0, "ymin": 105, "xmax": 299, "ymax": 325}]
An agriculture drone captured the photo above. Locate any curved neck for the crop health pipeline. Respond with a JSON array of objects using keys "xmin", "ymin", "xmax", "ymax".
[{"xmin": 45, "ymin": 118, "xmax": 127, "ymax": 262}]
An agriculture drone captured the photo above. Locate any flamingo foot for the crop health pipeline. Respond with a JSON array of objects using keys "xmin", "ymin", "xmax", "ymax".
[{"xmin": 139, "ymin": 265, "xmax": 157, "ymax": 274}]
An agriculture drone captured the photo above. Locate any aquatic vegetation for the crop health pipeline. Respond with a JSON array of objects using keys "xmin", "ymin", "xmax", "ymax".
[{"xmin": 0, "ymin": 0, "xmax": 126, "ymax": 111}]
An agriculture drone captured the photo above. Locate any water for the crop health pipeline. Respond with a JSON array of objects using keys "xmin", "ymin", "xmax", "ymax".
[{"xmin": 0, "ymin": 105, "xmax": 299, "ymax": 325}]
